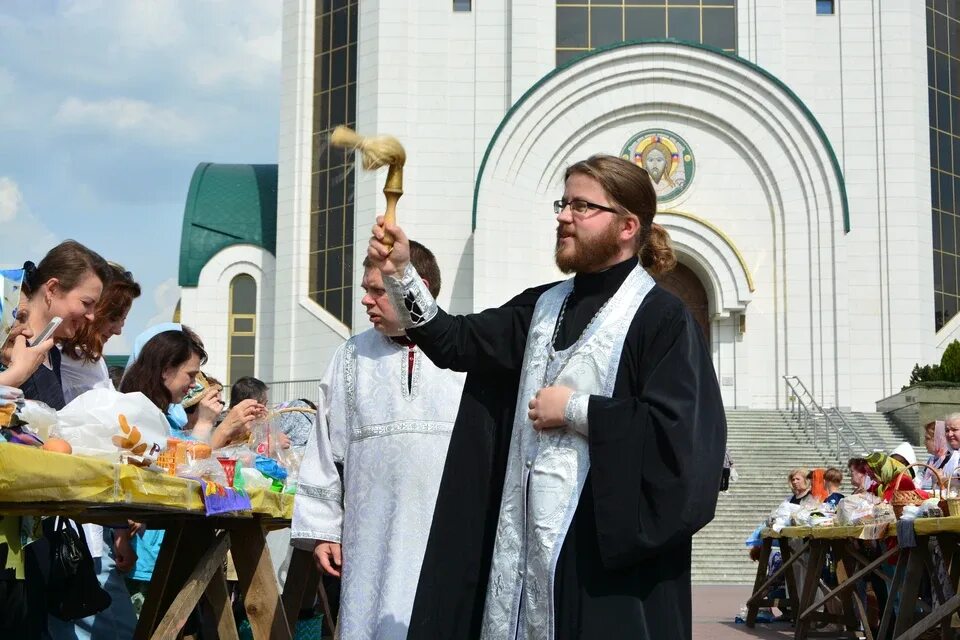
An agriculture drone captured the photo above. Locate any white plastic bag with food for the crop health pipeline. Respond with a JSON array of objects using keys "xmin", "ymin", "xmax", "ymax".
[
  {"xmin": 835, "ymin": 493, "xmax": 880, "ymax": 526},
  {"xmin": 57, "ymin": 388, "xmax": 168, "ymax": 462},
  {"xmin": 767, "ymin": 501, "xmax": 802, "ymax": 532}
]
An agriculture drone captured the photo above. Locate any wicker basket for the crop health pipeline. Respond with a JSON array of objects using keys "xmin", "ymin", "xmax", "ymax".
[
  {"xmin": 945, "ymin": 473, "xmax": 960, "ymax": 517},
  {"xmin": 889, "ymin": 462, "xmax": 943, "ymax": 518}
]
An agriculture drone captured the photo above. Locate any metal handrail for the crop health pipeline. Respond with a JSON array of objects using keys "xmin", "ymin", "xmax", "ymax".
[{"xmin": 783, "ymin": 375, "xmax": 869, "ymax": 463}]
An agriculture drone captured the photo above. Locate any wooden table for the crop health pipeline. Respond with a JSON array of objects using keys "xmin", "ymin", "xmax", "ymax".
[
  {"xmin": 874, "ymin": 517, "xmax": 960, "ymax": 640},
  {"xmin": 752, "ymin": 519, "xmax": 960, "ymax": 640},
  {"xmin": 0, "ymin": 444, "xmax": 319, "ymax": 640},
  {"xmin": 750, "ymin": 523, "xmax": 897, "ymax": 639}
]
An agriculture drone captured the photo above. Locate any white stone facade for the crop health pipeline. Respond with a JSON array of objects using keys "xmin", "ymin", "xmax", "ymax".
[{"xmin": 183, "ymin": 0, "xmax": 941, "ymax": 411}]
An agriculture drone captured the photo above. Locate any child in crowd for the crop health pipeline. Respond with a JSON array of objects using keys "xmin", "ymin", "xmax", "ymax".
[{"xmin": 823, "ymin": 467, "xmax": 844, "ymax": 507}]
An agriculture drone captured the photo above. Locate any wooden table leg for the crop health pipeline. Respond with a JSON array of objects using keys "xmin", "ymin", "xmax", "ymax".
[
  {"xmin": 134, "ymin": 522, "xmax": 214, "ymax": 640},
  {"xmin": 151, "ymin": 532, "xmax": 232, "ymax": 640},
  {"xmin": 794, "ymin": 539, "xmax": 826, "ymax": 640},
  {"xmin": 204, "ymin": 566, "xmax": 240, "ymax": 640},
  {"xmin": 894, "ymin": 543, "xmax": 931, "ymax": 637},
  {"xmin": 834, "ymin": 540, "xmax": 862, "ymax": 633},
  {"xmin": 282, "ymin": 547, "xmax": 319, "ymax": 630},
  {"xmin": 747, "ymin": 537, "xmax": 773, "ymax": 627},
  {"xmin": 229, "ymin": 518, "xmax": 292, "ymax": 640},
  {"xmin": 879, "ymin": 548, "xmax": 909, "ymax": 640},
  {"xmin": 782, "ymin": 536, "xmax": 801, "ymax": 621}
]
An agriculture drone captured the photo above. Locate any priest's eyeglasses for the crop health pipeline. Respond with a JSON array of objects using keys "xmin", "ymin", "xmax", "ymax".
[{"xmin": 553, "ymin": 199, "xmax": 618, "ymax": 218}]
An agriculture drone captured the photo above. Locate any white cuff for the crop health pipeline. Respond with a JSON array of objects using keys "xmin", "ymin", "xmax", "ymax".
[
  {"xmin": 564, "ymin": 392, "xmax": 589, "ymax": 437},
  {"xmin": 291, "ymin": 482, "xmax": 344, "ymax": 544},
  {"xmin": 384, "ymin": 263, "xmax": 438, "ymax": 328}
]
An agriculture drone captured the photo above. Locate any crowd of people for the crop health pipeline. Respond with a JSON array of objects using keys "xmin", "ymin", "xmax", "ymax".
[
  {"xmin": 0, "ymin": 239, "xmax": 317, "ymax": 637},
  {"xmin": 746, "ymin": 421, "xmax": 960, "ymax": 634}
]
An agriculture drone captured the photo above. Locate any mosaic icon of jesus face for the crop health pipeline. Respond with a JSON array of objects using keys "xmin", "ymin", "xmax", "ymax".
[{"xmin": 643, "ymin": 146, "xmax": 669, "ymax": 183}]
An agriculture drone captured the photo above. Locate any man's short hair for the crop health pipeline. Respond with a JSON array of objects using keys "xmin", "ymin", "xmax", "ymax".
[
  {"xmin": 824, "ymin": 467, "xmax": 843, "ymax": 486},
  {"xmin": 363, "ymin": 239, "xmax": 441, "ymax": 297},
  {"xmin": 230, "ymin": 376, "xmax": 268, "ymax": 408}
]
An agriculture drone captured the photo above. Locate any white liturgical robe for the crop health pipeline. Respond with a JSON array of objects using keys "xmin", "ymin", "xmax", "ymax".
[{"xmin": 291, "ymin": 329, "xmax": 466, "ymax": 639}]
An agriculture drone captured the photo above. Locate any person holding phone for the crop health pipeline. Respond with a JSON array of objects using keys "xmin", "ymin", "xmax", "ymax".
[
  {"xmin": 0, "ymin": 241, "xmax": 111, "ymax": 408},
  {"xmin": 0, "ymin": 240, "xmax": 111, "ymax": 638}
]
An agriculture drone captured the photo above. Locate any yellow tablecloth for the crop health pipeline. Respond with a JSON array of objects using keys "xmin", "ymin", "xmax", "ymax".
[
  {"xmin": 0, "ymin": 443, "xmax": 292, "ymax": 519},
  {"xmin": 763, "ymin": 516, "xmax": 960, "ymax": 541}
]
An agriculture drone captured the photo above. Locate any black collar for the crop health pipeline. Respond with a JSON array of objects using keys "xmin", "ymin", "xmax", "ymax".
[{"xmin": 572, "ymin": 256, "xmax": 639, "ymax": 297}]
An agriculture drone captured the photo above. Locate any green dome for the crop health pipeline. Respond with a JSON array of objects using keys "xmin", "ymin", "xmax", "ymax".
[{"xmin": 178, "ymin": 163, "xmax": 278, "ymax": 287}]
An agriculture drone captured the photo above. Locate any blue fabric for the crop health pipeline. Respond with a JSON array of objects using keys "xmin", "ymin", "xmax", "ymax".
[
  {"xmin": 896, "ymin": 519, "xmax": 918, "ymax": 549},
  {"xmin": 166, "ymin": 404, "xmax": 188, "ymax": 430},
  {"xmin": 125, "ymin": 323, "xmax": 181, "ymax": 371},
  {"xmin": 825, "ymin": 492, "xmax": 844, "ymax": 508},
  {"xmin": 45, "ymin": 529, "xmax": 137, "ymax": 640},
  {"xmin": 130, "ymin": 529, "xmax": 164, "ymax": 582},
  {"xmin": 254, "ymin": 455, "xmax": 288, "ymax": 481}
]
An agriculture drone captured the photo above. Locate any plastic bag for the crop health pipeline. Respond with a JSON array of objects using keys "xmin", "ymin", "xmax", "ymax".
[
  {"xmin": 835, "ymin": 493, "xmax": 880, "ymax": 526},
  {"xmin": 249, "ymin": 416, "xmax": 273, "ymax": 458},
  {"xmin": 57, "ymin": 389, "xmax": 168, "ymax": 462},
  {"xmin": 18, "ymin": 399, "xmax": 59, "ymax": 440},
  {"xmin": 178, "ymin": 457, "xmax": 228, "ymax": 486},
  {"xmin": 767, "ymin": 501, "xmax": 802, "ymax": 532},
  {"xmin": 792, "ymin": 504, "xmax": 836, "ymax": 527},
  {"xmin": 873, "ymin": 502, "xmax": 896, "ymax": 524},
  {"xmin": 239, "ymin": 467, "xmax": 273, "ymax": 490},
  {"xmin": 280, "ymin": 448, "xmax": 302, "ymax": 494}
]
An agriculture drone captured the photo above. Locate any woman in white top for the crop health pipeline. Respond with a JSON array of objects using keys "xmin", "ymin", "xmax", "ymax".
[
  {"xmin": 942, "ymin": 415, "xmax": 960, "ymax": 488},
  {"xmin": 50, "ymin": 263, "xmax": 141, "ymax": 640}
]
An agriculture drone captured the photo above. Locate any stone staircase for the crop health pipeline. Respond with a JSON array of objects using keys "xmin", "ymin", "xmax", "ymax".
[{"xmin": 691, "ymin": 408, "xmax": 916, "ymax": 584}]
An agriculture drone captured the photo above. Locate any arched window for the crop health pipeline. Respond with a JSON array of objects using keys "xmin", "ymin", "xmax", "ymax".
[{"xmin": 228, "ymin": 274, "xmax": 257, "ymax": 385}]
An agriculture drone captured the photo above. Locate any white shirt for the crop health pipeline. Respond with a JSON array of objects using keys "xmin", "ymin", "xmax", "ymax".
[
  {"xmin": 291, "ymin": 330, "xmax": 466, "ymax": 640},
  {"xmin": 59, "ymin": 351, "xmax": 113, "ymax": 405},
  {"xmin": 57, "ymin": 349, "xmax": 113, "ymax": 557}
]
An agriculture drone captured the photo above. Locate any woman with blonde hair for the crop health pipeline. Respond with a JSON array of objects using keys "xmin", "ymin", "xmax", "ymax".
[{"xmin": 787, "ymin": 468, "xmax": 811, "ymax": 504}]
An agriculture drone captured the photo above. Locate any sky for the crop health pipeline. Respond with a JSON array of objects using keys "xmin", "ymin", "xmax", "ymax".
[{"xmin": 0, "ymin": 0, "xmax": 282, "ymax": 355}]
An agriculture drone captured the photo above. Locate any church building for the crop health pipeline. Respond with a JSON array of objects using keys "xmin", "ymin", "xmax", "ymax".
[{"xmin": 177, "ymin": 0, "xmax": 956, "ymax": 411}]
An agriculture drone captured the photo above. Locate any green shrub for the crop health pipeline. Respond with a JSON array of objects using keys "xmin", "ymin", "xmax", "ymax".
[
  {"xmin": 906, "ymin": 340, "xmax": 960, "ymax": 388},
  {"xmin": 942, "ymin": 340, "xmax": 960, "ymax": 382}
]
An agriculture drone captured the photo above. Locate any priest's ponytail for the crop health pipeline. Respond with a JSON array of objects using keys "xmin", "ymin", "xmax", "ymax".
[{"xmin": 640, "ymin": 222, "xmax": 677, "ymax": 275}]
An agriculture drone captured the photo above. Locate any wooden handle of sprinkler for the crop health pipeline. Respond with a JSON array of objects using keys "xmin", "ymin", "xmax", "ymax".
[{"xmin": 382, "ymin": 164, "xmax": 404, "ymax": 248}]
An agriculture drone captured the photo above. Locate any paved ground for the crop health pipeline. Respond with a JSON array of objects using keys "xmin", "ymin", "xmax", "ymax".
[{"xmin": 693, "ymin": 585, "xmax": 795, "ymax": 639}]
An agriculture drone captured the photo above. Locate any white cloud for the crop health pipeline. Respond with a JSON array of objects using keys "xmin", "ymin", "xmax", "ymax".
[
  {"xmin": 53, "ymin": 97, "xmax": 200, "ymax": 146},
  {"xmin": 0, "ymin": 177, "xmax": 23, "ymax": 222},
  {"xmin": 0, "ymin": 179, "xmax": 58, "ymax": 269},
  {"xmin": 144, "ymin": 276, "xmax": 181, "ymax": 329}
]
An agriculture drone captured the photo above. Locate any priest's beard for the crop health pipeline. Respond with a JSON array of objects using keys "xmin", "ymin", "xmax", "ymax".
[{"xmin": 555, "ymin": 218, "xmax": 623, "ymax": 274}]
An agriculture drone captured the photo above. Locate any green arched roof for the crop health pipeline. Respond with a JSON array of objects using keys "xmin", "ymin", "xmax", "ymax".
[{"xmin": 178, "ymin": 163, "xmax": 278, "ymax": 287}]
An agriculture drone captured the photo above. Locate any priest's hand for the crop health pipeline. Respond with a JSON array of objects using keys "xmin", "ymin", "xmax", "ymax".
[
  {"xmin": 314, "ymin": 541, "xmax": 343, "ymax": 578},
  {"xmin": 528, "ymin": 386, "xmax": 574, "ymax": 430},
  {"xmin": 368, "ymin": 215, "xmax": 410, "ymax": 277}
]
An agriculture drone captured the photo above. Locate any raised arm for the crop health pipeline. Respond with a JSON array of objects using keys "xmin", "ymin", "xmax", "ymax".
[{"xmin": 368, "ymin": 217, "xmax": 548, "ymax": 373}]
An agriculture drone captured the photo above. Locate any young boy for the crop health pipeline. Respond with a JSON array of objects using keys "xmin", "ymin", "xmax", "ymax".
[{"xmin": 823, "ymin": 467, "xmax": 844, "ymax": 507}]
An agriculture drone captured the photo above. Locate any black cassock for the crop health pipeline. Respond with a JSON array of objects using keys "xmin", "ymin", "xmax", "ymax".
[{"xmin": 406, "ymin": 256, "xmax": 727, "ymax": 639}]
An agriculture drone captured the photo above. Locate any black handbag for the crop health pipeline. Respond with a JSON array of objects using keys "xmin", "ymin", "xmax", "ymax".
[{"xmin": 25, "ymin": 517, "xmax": 112, "ymax": 620}]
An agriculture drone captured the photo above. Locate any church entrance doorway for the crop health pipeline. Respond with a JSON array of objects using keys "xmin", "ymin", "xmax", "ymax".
[{"xmin": 653, "ymin": 262, "xmax": 711, "ymax": 344}]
